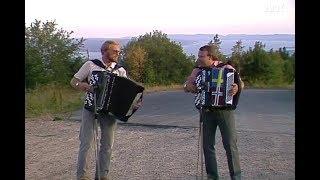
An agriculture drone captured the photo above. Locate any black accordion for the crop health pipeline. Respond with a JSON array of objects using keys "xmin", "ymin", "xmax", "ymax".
[
  {"xmin": 194, "ymin": 67, "xmax": 241, "ymax": 110},
  {"xmin": 84, "ymin": 71, "xmax": 145, "ymax": 122}
]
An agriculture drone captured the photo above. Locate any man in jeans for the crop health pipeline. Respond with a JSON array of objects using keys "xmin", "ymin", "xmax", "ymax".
[
  {"xmin": 70, "ymin": 40, "xmax": 126, "ymax": 180},
  {"xmin": 184, "ymin": 45, "xmax": 243, "ymax": 180}
]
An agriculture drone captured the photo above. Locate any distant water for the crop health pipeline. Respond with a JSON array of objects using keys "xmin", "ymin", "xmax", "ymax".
[
  {"xmin": 86, "ymin": 52, "xmax": 102, "ymax": 60},
  {"xmin": 181, "ymin": 39, "xmax": 295, "ymax": 56},
  {"xmin": 81, "ymin": 39, "xmax": 294, "ymax": 59}
]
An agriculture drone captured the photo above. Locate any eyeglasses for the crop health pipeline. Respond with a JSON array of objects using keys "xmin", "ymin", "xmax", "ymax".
[
  {"xmin": 112, "ymin": 49, "xmax": 121, "ymax": 54},
  {"xmin": 104, "ymin": 49, "xmax": 121, "ymax": 54}
]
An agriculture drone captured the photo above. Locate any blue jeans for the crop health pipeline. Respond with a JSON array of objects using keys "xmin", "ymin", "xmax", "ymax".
[
  {"xmin": 202, "ymin": 109, "xmax": 241, "ymax": 180},
  {"xmin": 76, "ymin": 108, "xmax": 117, "ymax": 179}
]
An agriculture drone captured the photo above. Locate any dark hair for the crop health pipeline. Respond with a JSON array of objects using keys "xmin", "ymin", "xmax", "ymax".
[{"xmin": 199, "ymin": 45, "xmax": 219, "ymax": 60}]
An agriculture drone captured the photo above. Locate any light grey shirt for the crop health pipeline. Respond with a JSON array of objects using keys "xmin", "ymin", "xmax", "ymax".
[{"xmin": 74, "ymin": 60, "xmax": 127, "ymax": 83}]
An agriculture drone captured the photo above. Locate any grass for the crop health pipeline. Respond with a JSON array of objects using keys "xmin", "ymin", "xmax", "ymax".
[
  {"xmin": 244, "ymin": 81, "xmax": 295, "ymax": 89},
  {"xmin": 25, "ymin": 84, "xmax": 84, "ymax": 119}
]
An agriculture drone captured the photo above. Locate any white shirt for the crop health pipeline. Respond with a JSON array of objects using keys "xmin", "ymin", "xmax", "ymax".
[{"xmin": 74, "ymin": 60, "xmax": 127, "ymax": 83}]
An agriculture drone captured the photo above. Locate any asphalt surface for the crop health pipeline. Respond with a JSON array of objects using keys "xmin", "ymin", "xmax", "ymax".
[
  {"xmin": 48, "ymin": 88, "xmax": 295, "ymax": 179},
  {"xmin": 70, "ymin": 88, "xmax": 295, "ymax": 135}
]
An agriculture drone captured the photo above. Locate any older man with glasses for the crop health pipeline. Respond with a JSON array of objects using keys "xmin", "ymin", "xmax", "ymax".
[{"xmin": 70, "ymin": 40, "xmax": 126, "ymax": 180}]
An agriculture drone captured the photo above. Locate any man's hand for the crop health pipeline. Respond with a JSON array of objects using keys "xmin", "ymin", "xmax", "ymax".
[
  {"xmin": 228, "ymin": 83, "xmax": 238, "ymax": 96},
  {"xmin": 78, "ymin": 82, "xmax": 93, "ymax": 92},
  {"xmin": 71, "ymin": 77, "xmax": 93, "ymax": 92},
  {"xmin": 184, "ymin": 83, "xmax": 197, "ymax": 93},
  {"xmin": 133, "ymin": 98, "xmax": 142, "ymax": 110}
]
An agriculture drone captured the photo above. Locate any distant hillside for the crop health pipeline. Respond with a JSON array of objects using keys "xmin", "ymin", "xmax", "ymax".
[
  {"xmin": 79, "ymin": 34, "xmax": 295, "ymax": 57},
  {"xmin": 168, "ymin": 34, "xmax": 294, "ymax": 41},
  {"xmin": 221, "ymin": 34, "xmax": 294, "ymax": 41},
  {"xmin": 80, "ymin": 38, "xmax": 131, "ymax": 52}
]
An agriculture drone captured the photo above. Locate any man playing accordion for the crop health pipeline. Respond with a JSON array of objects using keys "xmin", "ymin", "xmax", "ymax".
[
  {"xmin": 184, "ymin": 45, "xmax": 243, "ymax": 180},
  {"xmin": 70, "ymin": 40, "xmax": 126, "ymax": 180}
]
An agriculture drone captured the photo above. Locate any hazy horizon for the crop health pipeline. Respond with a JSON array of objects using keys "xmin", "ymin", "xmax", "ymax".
[{"xmin": 75, "ymin": 33, "xmax": 295, "ymax": 39}]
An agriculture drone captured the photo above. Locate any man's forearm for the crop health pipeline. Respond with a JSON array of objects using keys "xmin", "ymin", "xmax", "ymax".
[
  {"xmin": 71, "ymin": 77, "xmax": 93, "ymax": 92},
  {"xmin": 70, "ymin": 77, "xmax": 81, "ymax": 89},
  {"xmin": 70, "ymin": 77, "xmax": 80, "ymax": 88}
]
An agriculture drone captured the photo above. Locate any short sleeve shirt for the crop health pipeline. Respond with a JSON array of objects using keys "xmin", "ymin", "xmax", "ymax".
[{"xmin": 74, "ymin": 60, "xmax": 127, "ymax": 82}]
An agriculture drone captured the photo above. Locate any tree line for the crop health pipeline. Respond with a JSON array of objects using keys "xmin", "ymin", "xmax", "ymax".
[
  {"xmin": 228, "ymin": 39, "xmax": 295, "ymax": 85},
  {"xmin": 25, "ymin": 20, "xmax": 295, "ymax": 90}
]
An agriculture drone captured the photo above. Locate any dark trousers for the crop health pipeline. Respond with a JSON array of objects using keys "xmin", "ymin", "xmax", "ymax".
[{"xmin": 202, "ymin": 109, "xmax": 241, "ymax": 180}]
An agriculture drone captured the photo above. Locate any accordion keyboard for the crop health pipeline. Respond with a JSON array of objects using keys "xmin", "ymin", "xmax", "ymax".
[{"xmin": 225, "ymin": 72, "xmax": 234, "ymax": 105}]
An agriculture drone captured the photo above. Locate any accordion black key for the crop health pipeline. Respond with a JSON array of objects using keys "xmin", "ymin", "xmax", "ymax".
[
  {"xmin": 194, "ymin": 67, "xmax": 241, "ymax": 110},
  {"xmin": 84, "ymin": 71, "xmax": 145, "ymax": 122}
]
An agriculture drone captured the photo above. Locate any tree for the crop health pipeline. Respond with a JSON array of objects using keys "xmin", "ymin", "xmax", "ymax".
[
  {"xmin": 279, "ymin": 48, "xmax": 295, "ymax": 83},
  {"xmin": 268, "ymin": 52, "xmax": 285, "ymax": 84},
  {"xmin": 230, "ymin": 40, "xmax": 245, "ymax": 74},
  {"xmin": 25, "ymin": 19, "xmax": 85, "ymax": 89},
  {"xmin": 208, "ymin": 34, "xmax": 225, "ymax": 61},
  {"xmin": 123, "ymin": 30, "xmax": 195, "ymax": 85},
  {"xmin": 125, "ymin": 44, "xmax": 147, "ymax": 82},
  {"xmin": 208, "ymin": 34, "xmax": 222, "ymax": 47},
  {"xmin": 242, "ymin": 41, "xmax": 285, "ymax": 85},
  {"xmin": 278, "ymin": 47, "xmax": 290, "ymax": 60}
]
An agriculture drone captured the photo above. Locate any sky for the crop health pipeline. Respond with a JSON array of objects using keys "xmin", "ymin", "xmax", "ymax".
[{"xmin": 25, "ymin": 0, "xmax": 295, "ymax": 38}]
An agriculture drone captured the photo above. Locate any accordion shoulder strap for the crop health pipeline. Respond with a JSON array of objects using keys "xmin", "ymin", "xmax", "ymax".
[
  {"xmin": 90, "ymin": 59, "xmax": 122, "ymax": 72},
  {"xmin": 215, "ymin": 62, "xmax": 227, "ymax": 68},
  {"xmin": 91, "ymin": 59, "xmax": 106, "ymax": 68},
  {"xmin": 112, "ymin": 64, "xmax": 123, "ymax": 73}
]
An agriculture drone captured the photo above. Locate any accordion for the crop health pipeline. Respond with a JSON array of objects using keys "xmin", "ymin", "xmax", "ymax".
[
  {"xmin": 84, "ymin": 71, "xmax": 145, "ymax": 122},
  {"xmin": 194, "ymin": 67, "xmax": 241, "ymax": 110}
]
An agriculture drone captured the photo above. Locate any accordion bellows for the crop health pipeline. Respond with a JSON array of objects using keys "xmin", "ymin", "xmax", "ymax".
[
  {"xmin": 194, "ymin": 67, "xmax": 240, "ymax": 110},
  {"xmin": 84, "ymin": 71, "xmax": 145, "ymax": 122}
]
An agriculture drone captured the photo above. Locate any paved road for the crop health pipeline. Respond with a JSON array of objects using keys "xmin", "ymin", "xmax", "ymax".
[
  {"xmin": 62, "ymin": 89, "xmax": 295, "ymax": 179},
  {"xmin": 71, "ymin": 88, "xmax": 295, "ymax": 135}
]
